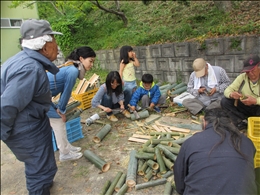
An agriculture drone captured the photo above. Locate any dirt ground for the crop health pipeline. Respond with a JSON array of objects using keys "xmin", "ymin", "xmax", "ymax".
[{"xmin": 1, "ymin": 106, "xmax": 192, "ymax": 195}]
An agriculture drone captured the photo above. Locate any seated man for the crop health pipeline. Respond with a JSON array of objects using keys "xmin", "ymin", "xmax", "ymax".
[
  {"xmin": 182, "ymin": 58, "xmax": 230, "ymax": 115},
  {"xmin": 221, "ymin": 54, "xmax": 260, "ymax": 130},
  {"xmin": 129, "ymin": 73, "xmax": 166, "ymax": 113}
]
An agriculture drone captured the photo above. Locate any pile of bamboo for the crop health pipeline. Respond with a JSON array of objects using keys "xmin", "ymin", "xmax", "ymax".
[
  {"xmin": 158, "ymin": 82, "xmax": 187, "ymax": 97},
  {"xmin": 74, "ymin": 73, "xmax": 100, "ymax": 94}
]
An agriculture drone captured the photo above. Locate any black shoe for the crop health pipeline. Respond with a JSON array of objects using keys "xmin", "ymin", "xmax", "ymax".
[{"xmin": 237, "ymin": 121, "xmax": 247, "ymax": 130}]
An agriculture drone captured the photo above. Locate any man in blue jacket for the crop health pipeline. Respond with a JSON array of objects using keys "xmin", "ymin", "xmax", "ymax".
[
  {"xmin": 129, "ymin": 73, "xmax": 166, "ymax": 113},
  {"xmin": 1, "ymin": 19, "xmax": 62, "ymax": 195}
]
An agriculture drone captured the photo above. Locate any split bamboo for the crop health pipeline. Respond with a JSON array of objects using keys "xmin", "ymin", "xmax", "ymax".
[
  {"xmin": 135, "ymin": 178, "xmax": 167, "ymax": 190},
  {"xmin": 126, "ymin": 150, "xmax": 138, "ymax": 187},
  {"xmin": 115, "ymin": 184, "xmax": 128, "ymax": 195},
  {"xmin": 155, "ymin": 148, "xmax": 167, "ymax": 174},
  {"xmin": 115, "ymin": 173, "xmax": 126, "ymax": 192},
  {"xmin": 105, "ymin": 171, "xmax": 123, "ymax": 195},
  {"xmin": 93, "ymin": 124, "xmax": 111, "ymax": 143},
  {"xmin": 163, "ymin": 181, "xmax": 173, "ymax": 195},
  {"xmin": 83, "ymin": 150, "xmax": 110, "ymax": 172},
  {"xmin": 100, "ymin": 180, "xmax": 111, "ymax": 195}
]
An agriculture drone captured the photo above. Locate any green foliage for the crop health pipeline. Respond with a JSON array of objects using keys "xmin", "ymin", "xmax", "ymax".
[{"xmin": 230, "ymin": 37, "xmax": 242, "ymax": 50}]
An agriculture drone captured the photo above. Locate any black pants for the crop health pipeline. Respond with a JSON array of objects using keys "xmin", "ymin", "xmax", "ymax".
[{"xmin": 221, "ymin": 97, "xmax": 260, "ymax": 125}]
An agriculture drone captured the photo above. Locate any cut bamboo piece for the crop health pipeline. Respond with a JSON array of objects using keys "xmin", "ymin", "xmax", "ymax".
[
  {"xmin": 156, "ymin": 144, "xmax": 177, "ymax": 162},
  {"xmin": 100, "ymin": 180, "xmax": 111, "ymax": 195},
  {"xmin": 135, "ymin": 152, "xmax": 156, "ymax": 160},
  {"xmin": 144, "ymin": 168, "xmax": 153, "ymax": 182},
  {"xmin": 132, "ymin": 134, "xmax": 151, "ymax": 139},
  {"xmin": 162, "ymin": 171, "xmax": 174, "ymax": 178},
  {"xmin": 83, "ymin": 150, "xmax": 110, "ymax": 172},
  {"xmin": 155, "ymin": 121, "xmax": 190, "ymax": 133},
  {"xmin": 105, "ymin": 171, "xmax": 123, "ymax": 195},
  {"xmin": 93, "ymin": 124, "xmax": 111, "ymax": 143},
  {"xmin": 142, "ymin": 147, "xmax": 155, "ymax": 153},
  {"xmin": 135, "ymin": 178, "xmax": 167, "ymax": 190},
  {"xmin": 151, "ymin": 124, "xmax": 163, "ymax": 132},
  {"xmin": 128, "ymin": 137, "xmax": 147, "ymax": 143},
  {"xmin": 138, "ymin": 161, "xmax": 148, "ymax": 176},
  {"xmin": 115, "ymin": 173, "xmax": 126, "ymax": 192},
  {"xmin": 142, "ymin": 139, "xmax": 151, "ymax": 148},
  {"xmin": 151, "ymin": 138, "xmax": 175, "ymax": 145},
  {"xmin": 74, "ymin": 78, "xmax": 86, "ymax": 94},
  {"xmin": 155, "ymin": 148, "xmax": 167, "ymax": 174},
  {"xmin": 163, "ymin": 181, "xmax": 173, "ymax": 195},
  {"xmin": 115, "ymin": 184, "xmax": 128, "ymax": 195},
  {"xmin": 137, "ymin": 159, "xmax": 144, "ymax": 176},
  {"xmin": 162, "ymin": 145, "xmax": 180, "ymax": 155},
  {"xmin": 160, "ymin": 141, "xmax": 173, "ymax": 147},
  {"xmin": 172, "ymin": 134, "xmax": 193, "ymax": 144},
  {"xmin": 126, "ymin": 150, "xmax": 138, "ymax": 187},
  {"xmin": 162, "ymin": 156, "xmax": 174, "ymax": 170},
  {"xmin": 146, "ymin": 159, "xmax": 159, "ymax": 170}
]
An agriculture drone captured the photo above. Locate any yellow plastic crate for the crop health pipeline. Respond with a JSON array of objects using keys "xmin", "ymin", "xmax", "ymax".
[
  {"xmin": 247, "ymin": 117, "xmax": 260, "ymax": 168},
  {"xmin": 71, "ymin": 88, "xmax": 98, "ymax": 110}
]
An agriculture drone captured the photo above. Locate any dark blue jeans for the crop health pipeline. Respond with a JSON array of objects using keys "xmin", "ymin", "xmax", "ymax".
[{"xmin": 101, "ymin": 89, "xmax": 131, "ymax": 116}]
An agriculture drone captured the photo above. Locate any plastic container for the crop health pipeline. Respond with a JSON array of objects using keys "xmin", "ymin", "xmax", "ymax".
[
  {"xmin": 71, "ymin": 88, "xmax": 98, "ymax": 110},
  {"xmin": 247, "ymin": 117, "xmax": 260, "ymax": 168},
  {"xmin": 52, "ymin": 131, "xmax": 58, "ymax": 152},
  {"xmin": 66, "ymin": 117, "xmax": 84, "ymax": 143},
  {"xmin": 173, "ymin": 92, "xmax": 195, "ymax": 106}
]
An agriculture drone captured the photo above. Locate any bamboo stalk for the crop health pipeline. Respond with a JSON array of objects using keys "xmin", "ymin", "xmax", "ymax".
[
  {"xmin": 144, "ymin": 168, "xmax": 153, "ymax": 182},
  {"xmin": 83, "ymin": 150, "xmax": 110, "ymax": 172},
  {"xmin": 146, "ymin": 159, "xmax": 159, "ymax": 170},
  {"xmin": 142, "ymin": 147, "xmax": 155, "ymax": 153},
  {"xmin": 126, "ymin": 150, "xmax": 138, "ymax": 187},
  {"xmin": 105, "ymin": 171, "xmax": 123, "ymax": 195},
  {"xmin": 162, "ymin": 171, "xmax": 174, "ymax": 178},
  {"xmin": 138, "ymin": 161, "xmax": 148, "ymax": 176},
  {"xmin": 151, "ymin": 138, "xmax": 175, "ymax": 145},
  {"xmin": 93, "ymin": 124, "xmax": 111, "ymax": 143},
  {"xmin": 145, "ymin": 166, "xmax": 152, "ymax": 174},
  {"xmin": 135, "ymin": 152, "xmax": 156, "ymax": 160},
  {"xmin": 99, "ymin": 180, "xmax": 111, "ymax": 195},
  {"xmin": 155, "ymin": 148, "xmax": 167, "ymax": 174},
  {"xmin": 162, "ymin": 145, "xmax": 180, "ymax": 155},
  {"xmin": 172, "ymin": 134, "xmax": 193, "ymax": 144},
  {"xmin": 115, "ymin": 173, "xmax": 126, "ymax": 192},
  {"xmin": 142, "ymin": 139, "xmax": 151, "ymax": 148},
  {"xmin": 115, "ymin": 184, "xmax": 128, "ymax": 195},
  {"xmin": 156, "ymin": 144, "xmax": 177, "ymax": 162},
  {"xmin": 135, "ymin": 178, "xmax": 167, "ymax": 190},
  {"xmin": 171, "ymin": 142, "xmax": 181, "ymax": 148},
  {"xmin": 160, "ymin": 141, "xmax": 173, "ymax": 147},
  {"xmin": 137, "ymin": 159, "xmax": 144, "ymax": 176},
  {"xmin": 162, "ymin": 156, "xmax": 174, "ymax": 170},
  {"xmin": 163, "ymin": 181, "xmax": 173, "ymax": 195}
]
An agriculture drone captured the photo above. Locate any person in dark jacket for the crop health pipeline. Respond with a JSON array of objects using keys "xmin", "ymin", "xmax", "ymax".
[
  {"xmin": 174, "ymin": 108, "xmax": 257, "ymax": 195},
  {"xmin": 1, "ymin": 19, "xmax": 62, "ymax": 195},
  {"xmin": 129, "ymin": 73, "xmax": 166, "ymax": 113}
]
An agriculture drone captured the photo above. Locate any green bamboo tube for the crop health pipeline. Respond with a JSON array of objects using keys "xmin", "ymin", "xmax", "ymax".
[
  {"xmin": 155, "ymin": 148, "xmax": 167, "ymax": 174},
  {"xmin": 162, "ymin": 145, "xmax": 180, "ymax": 155},
  {"xmin": 166, "ymin": 83, "xmax": 178, "ymax": 91},
  {"xmin": 166, "ymin": 133, "xmax": 171, "ymax": 139},
  {"xmin": 157, "ymin": 144, "xmax": 177, "ymax": 162},
  {"xmin": 66, "ymin": 101, "xmax": 81, "ymax": 112},
  {"xmin": 179, "ymin": 133, "xmax": 185, "ymax": 138},
  {"xmin": 115, "ymin": 184, "xmax": 128, "ymax": 195},
  {"xmin": 105, "ymin": 171, "xmax": 123, "ymax": 195},
  {"xmin": 142, "ymin": 147, "xmax": 155, "ymax": 153},
  {"xmin": 151, "ymin": 138, "xmax": 175, "ymax": 145},
  {"xmin": 172, "ymin": 134, "xmax": 193, "ymax": 144},
  {"xmin": 144, "ymin": 168, "xmax": 153, "ymax": 182},
  {"xmin": 145, "ymin": 166, "xmax": 152, "ymax": 174},
  {"xmin": 115, "ymin": 173, "xmax": 126, "ymax": 192},
  {"xmin": 147, "ymin": 159, "xmax": 159, "ymax": 170},
  {"xmin": 135, "ymin": 178, "xmax": 167, "ymax": 190},
  {"xmin": 159, "ymin": 84, "xmax": 171, "ymax": 90},
  {"xmin": 162, "ymin": 171, "xmax": 174, "ymax": 178},
  {"xmin": 126, "ymin": 150, "xmax": 138, "ymax": 187},
  {"xmin": 130, "ymin": 110, "xmax": 149, "ymax": 120},
  {"xmin": 137, "ymin": 159, "xmax": 144, "ymax": 175},
  {"xmin": 163, "ymin": 181, "xmax": 173, "ymax": 195},
  {"xmin": 66, "ymin": 109, "xmax": 82, "ymax": 121},
  {"xmin": 171, "ymin": 142, "xmax": 181, "ymax": 148},
  {"xmin": 100, "ymin": 180, "xmax": 111, "ymax": 195},
  {"xmin": 138, "ymin": 161, "xmax": 148, "ymax": 176},
  {"xmin": 83, "ymin": 150, "xmax": 110, "ymax": 172},
  {"xmin": 150, "ymin": 132, "xmax": 180, "ymax": 136},
  {"xmin": 162, "ymin": 156, "xmax": 174, "ymax": 170},
  {"xmin": 171, "ymin": 86, "xmax": 187, "ymax": 95},
  {"xmin": 142, "ymin": 139, "xmax": 151, "ymax": 148},
  {"xmin": 173, "ymin": 82, "xmax": 187, "ymax": 90},
  {"xmin": 65, "ymin": 110, "xmax": 76, "ymax": 119},
  {"xmin": 135, "ymin": 152, "xmax": 156, "ymax": 160},
  {"xmin": 93, "ymin": 124, "xmax": 111, "ymax": 143},
  {"xmin": 160, "ymin": 141, "xmax": 173, "ymax": 147},
  {"xmin": 152, "ymin": 169, "xmax": 159, "ymax": 176},
  {"xmin": 157, "ymin": 172, "xmax": 162, "ymax": 178}
]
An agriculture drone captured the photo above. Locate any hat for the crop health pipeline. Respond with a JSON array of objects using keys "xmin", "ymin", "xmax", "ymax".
[
  {"xmin": 193, "ymin": 58, "xmax": 206, "ymax": 78},
  {"xmin": 241, "ymin": 54, "xmax": 260, "ymax": 72},
  {"xmin": 20, "ymin": 19, "xmax": 63, "ymax": 39}
]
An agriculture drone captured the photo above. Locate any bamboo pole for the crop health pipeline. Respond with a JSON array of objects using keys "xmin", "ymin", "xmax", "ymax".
[
  {"xmin": 162, "ymin": 145, "xmax": 180, "ymax": 155},
  {"xmin": 126, "ymin": 150, "xmax": 138, "ymax": 187},
  {"xmin": 135, "ymin": 152, "xmax": 156, "ymax": 160},
  {"xmin": 100, "ymin": 180, "xmax": 111, "ymax": 195},
  {"xmin": 155, "ymin": 148, "xmax": 167, "ymax": 174},
  {"xmin": 163, "ymin": 181, "xmax": 173, "ymax": 195},
  {"xmin": 138, "ymin": 161, "xmax": 148, "ymax": 176},
  {"xmin": 144, "ymin": 168, "xmax": 153, "ymax": 182},
  {"xmin": 115, "ymin": 173, "xmax": 126, "ymax": 192},
  {"xmin": 162, "ymin": 156, "xmax": 174, "ymax": 170},
  {"xmin": 160, "ymin": 141, "xmax": 173, "ymax": 147},
  {"xmin": 146, "ymin": 159, "xmax": 159, "ymax": 170},
  {"xmin": 142, "ymin": 147, "xmax": 155, "ymax": 153},
  {"xmin": 156, "ymin": 144, "xmax": 177, "ymax": 162},
  {"xmin": 151, "ymin": 138, "xmax": 175, "ymax": 145},
  {"xmin": 135, "ymin": 178, "xmax": 167, "ymax": 190},
  {"xmin": 130, "ymin": 110, "xmax": 149, "ymax": 120},
  {"xmin": 172, "ymin": 134, "xmax": 193, "ymax": 144},
  {"xmin": 162, "ymin": 171, "xmax": 174, "ymax": 178},
  {"xmin": 115, "ymin": 184, "xmax": 128, "ymax": 195},
  {"xmin": 105, "ymin": 171, "xmax": 123, "ymax": 195},
  {"xmin": 83, "ymin": 150, "xmax": 110, "ymax": 172},
  {"xmin": 93, "ymin": 124, "xmax": 111, "ymax": 143}
]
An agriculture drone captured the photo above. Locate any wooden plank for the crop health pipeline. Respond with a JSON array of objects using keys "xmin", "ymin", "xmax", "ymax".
[
  {"xmin": 163, "ymin": 127, "xmax": 172, "ymax": 132},
  {"xmin": 132, "ymin": 134, "xmax": 151, "ymax": 139},
  {"xmin": 151, "ymin": 124, "xmax": 163, "ymax": 132},
  {"xmin": 89, "ymin": 73, "xmax": 99, "ymax": 87},
  {"xmin": 128, "ymin": 137, "xmax": 147, "ymax": 143},
  {"xmin": 191, "ymin": 120, "xmax": 201, "ymax": 125},
  {"xmin": 79, "ymin": 81, "xmax": 90, "ymax": 94},
  {"xmin": 75, "ymin": 78, "xmax": 86, "ymax": 94},
  {"xmin": 158, "ymin": 126, "xmax": 166, "ymax": 132},
  {"xmin": 155, "ymin": 121, "xmax": 190, "ymax": 133}
]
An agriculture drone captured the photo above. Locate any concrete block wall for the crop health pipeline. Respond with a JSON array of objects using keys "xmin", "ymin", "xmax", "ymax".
[{"xmin": 96, "ymin": 35, "xmax": 260, "ymax": 83}]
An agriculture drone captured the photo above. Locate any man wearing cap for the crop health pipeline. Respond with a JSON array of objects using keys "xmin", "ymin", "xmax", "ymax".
[
  {"xmin": 221, "ymin": 54, "xmax": 260, "ymax": 130},
  {"xmin": 1, "ymin": 19, "xmax": 62, "ymax": 195},
  {"xmin": 182, "ymin": 58, "xmax": 230, "ymax": 115}
]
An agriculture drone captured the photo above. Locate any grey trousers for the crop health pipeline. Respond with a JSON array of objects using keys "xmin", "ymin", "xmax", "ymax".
[
  {"xmin": 141, "ymin": 94, "xmax": 166, "ymax": 108},
  {"xmin": 182, "ymin": 98, "xmax": 221, "ymax": 115}
]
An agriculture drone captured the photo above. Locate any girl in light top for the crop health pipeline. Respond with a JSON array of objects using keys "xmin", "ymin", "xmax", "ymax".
[{"xmin": 119, "ymin": 45, "xmax": 140, "ymax": 94}]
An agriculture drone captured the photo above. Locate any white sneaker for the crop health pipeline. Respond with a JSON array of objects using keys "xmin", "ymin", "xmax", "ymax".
[
  {"xmin": 69, "ymin": 144, "xmax": 81, "ymax": 152},
  {"xmin": 59, "ymin": 151, "xmax": 83, "ymax": 162}
]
